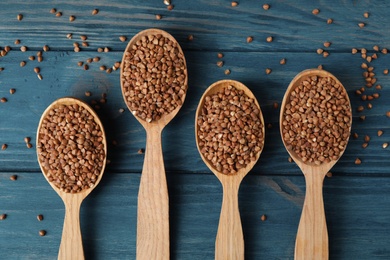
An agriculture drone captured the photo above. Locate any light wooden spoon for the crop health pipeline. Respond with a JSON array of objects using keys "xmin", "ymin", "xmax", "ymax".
[
  {"xmin": 120, "ymin": 28, "xmax": 188, "ymax": 260},
  {"xmin": 279, "ymin": 69, "xmax": 352, "ymax": 260},
  {"xmin": 195, "ymin": 80, "xmax": 265, "ymax": 260},
  {"xmin": 36, "ymin": 97, "xmax": 107, "ymax": 260}
]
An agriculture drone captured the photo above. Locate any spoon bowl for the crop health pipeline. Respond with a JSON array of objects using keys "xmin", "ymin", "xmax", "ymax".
[
  {"xmin": 279, "ymin": 69, "xmax": 352, "ymax": 259},
  {"xmin": 195, "ymin": 79, "xmax": 265, "ymax": 260},
  {"xmin": 36, "ymin": 97, "xmax": 107, "ymax": 260},
  {"xmin": 120, "ymin": 28, "xmax": 188, "ymax": 259}
]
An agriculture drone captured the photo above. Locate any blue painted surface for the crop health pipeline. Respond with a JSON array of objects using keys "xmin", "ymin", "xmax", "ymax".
[{"xmin": 0, "ymin": 0, "xmax": 390, "ymax": 259}]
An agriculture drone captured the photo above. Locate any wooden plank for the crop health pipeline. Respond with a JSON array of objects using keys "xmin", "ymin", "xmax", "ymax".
[
  {"xmin": 0, "ymin": 0, "xmax": 390, "ymax": 52},
  {"xmin": 0, "ymin": 51, "xmax": 389, "ymax": 174},
  {"xmin": 1, "ymin": 172, "xmax": 390, "ymax": 259},
  {"xmin": 0, "ymin": 1, "xmax": 389, "ymax": 259}
]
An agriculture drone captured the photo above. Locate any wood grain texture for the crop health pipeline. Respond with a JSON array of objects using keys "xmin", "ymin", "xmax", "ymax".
[
  {"xmin": 0, "ymin": 0, "xmax": 390, "ymax": 259},
  {"xmin": 0, "ymin": 0, "xmax": 390, "ymax": 52},
  {"xmin": 2, "ymin": 172, "xmax": 390, "ymax": 259},
  {"xmin": 0, "ymin": 51, "xmax": 388, "ymax": 175}
]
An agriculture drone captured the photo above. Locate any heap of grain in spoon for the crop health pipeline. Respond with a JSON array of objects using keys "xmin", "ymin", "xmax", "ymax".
[
  {"xmin": 281, "ymin": 74, "xmax": 352, "ymax": 165},
  {"xmin": 121, "ymin": 33, "xmax": 187, "ymax": 122},
  {"xmin": 196, "ymin": 85, "xmax": 264, "ymax": 175},
  {"xmin": 37, "ymin": 103, "xmax": 105, "ymax": 193}
]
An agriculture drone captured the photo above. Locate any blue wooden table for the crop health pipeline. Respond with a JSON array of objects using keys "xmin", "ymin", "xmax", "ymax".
[{"xmin": 1, "ymin": 0, "xmax": 390, "ymax": 259}]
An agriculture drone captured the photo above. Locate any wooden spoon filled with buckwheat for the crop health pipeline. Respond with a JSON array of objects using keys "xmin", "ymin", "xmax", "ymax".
[
  {"xmin": 120, "ymin": 28, "xmax": 188, "ymax": 260},
  {"xmin": 195, "ymin": 79, "xmax": 265, "ymax": 260},
  {"xmin": 36, "ymin": 97, "xmax": 107, "ymax": 260},
  {"xmin": 280, "ymin": 69, "xmax": 352, "ymax": 260}
]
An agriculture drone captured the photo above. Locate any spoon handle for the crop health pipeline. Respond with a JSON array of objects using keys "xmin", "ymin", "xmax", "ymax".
[
  {"xmin": 295, "ymin": 171, "xmax": 328, "ymax": 260},
  {"xmin": 215, "ymin": 181, "xmax": 244, "ymax": 260},
  {"xmin": 137, "ymin": 127, "xmax": 169, "ymax": 260},
  {"xmin": 58, "ymin": 197, "xmax": 84, "ymax": 260}
]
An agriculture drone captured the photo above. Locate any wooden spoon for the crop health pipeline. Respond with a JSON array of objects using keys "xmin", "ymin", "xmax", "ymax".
[
  {"xmin": 195, "ymin": 80, "xmax": 265, "ymax": 260},
  {"xmin": 120, "ymin": 28, "xmax": 188, "ymax": 259},
  {"xmin": 36, "ymin": 97, "xmax": 107, "ymax": 260},
  {"xmin": 279, "ymin": 69, "xmax": 352, "ymax": 260}
]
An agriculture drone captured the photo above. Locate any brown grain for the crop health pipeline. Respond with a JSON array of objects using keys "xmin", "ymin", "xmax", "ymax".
[
  {"xmin": 312, "ymin": 9, "xmax": 319, "ymax": 15},
  {"xmin": 355, "ymin": 158, "xmax": 362, "ymax": 165},
  {"xmin": 217, "ymin": 61, "xmax": 224, "ymax": 67}
]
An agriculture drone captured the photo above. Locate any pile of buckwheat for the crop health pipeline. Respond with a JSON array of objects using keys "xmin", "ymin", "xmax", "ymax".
[
  {"xmin": 121, "ymin": 33, "xmax": 187, "ymax": 122},
  {"xmin": 281, "ymin": 75, "xmax": 352, "ymax": 165},
  {"xmin": 37, "ymin": 104, "xmax": 105, "ymax": 193},
  {"xmin": 197, "ymin": 85, "xmax": 264, "ymax": 175}
]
